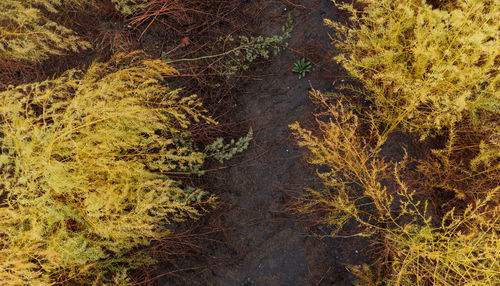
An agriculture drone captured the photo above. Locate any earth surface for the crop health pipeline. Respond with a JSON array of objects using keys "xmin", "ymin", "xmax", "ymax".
[{"xmin": 153, "ymin": 1, "xmax": 373, "ymax": 285}]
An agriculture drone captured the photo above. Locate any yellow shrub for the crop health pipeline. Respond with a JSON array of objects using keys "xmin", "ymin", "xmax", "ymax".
[
  {"xmin": 0, "ymin": 52, "xmax": 215, "ymax": 284},
  {"xmin": 0, "ymin": 0, "xmax": 150, "ymax": 62},
  {"xmin": 294, "ymin": 0, "xmax": 500, "ymax": 284},
  {"xmin": 291, "ymin": 90, "xmax": 500, "ymax": 285},
  {"xmin": 327, "ymin": 0, "xmax": 500, "ymax": 137},
  {"xmin": 415, "ymin": 123, "xmax": 500, "ymax": 204},
  {"xmin": 0, "ymin": 0, "xmax": 91, "ymax": 62},
  {"xmin": 110, "ymin": 0, "xmax": 147, "ymax": 15},
  {"xmin": 386, "ymin": 203, "xmax": 499, "ymax": 286},
  {"xmin": 290, "ymin": 90, "xmax": 391, "ymax": 234}
]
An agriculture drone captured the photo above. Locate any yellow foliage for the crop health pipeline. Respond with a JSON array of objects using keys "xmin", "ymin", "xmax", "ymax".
[
  {"xmin": 73, "ymin": 0, "xmax": 148, "ymax": 15},
  {"xmin": 0, "ymin": 52, "xmax": 216, "ymax": 284},
  {"xmin": 386, "ymin": 188, "xmax": 499, "ymax": 286},
  {"xmin": 0, "ymin": 0, "xmax": 150, "ymax": 62},
  {"xmin": 110, "ymin": 0, "xmax": 148, "ymax": 15},
  {"xmin": 294, "ymin": 0, "xmax": 500, "ymax": 284},
  {"xmin": 291, "ymin": 90, "xmax": 500, "ymax": 285},
  {"xmin": 415, "ymin": 123, "xmax": 500, "ymax": 203},
  {"xmin": 0, "ymin": 0, "xmax": 91, "ymax": 62},
  {"xmin": 327, "ymin": 0, "xmax": 500, "ymax": 137},
  {"xmin": 290, "ymin": 90, "xmax": 392, "ymax": 233}
]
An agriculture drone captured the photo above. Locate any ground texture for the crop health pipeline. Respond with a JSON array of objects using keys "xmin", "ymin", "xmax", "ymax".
[{"xmin": 155, "ymin": 1, "xmax": 372, "ymax": 285}]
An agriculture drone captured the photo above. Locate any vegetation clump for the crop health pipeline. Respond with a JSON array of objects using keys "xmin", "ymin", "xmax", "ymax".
[
  {"xmin": 326, "ymin": 0, "xmax": 499, "ymax": 137},
  {"xmin": 0, "ymin": 0, "xmax": 91, "ymax": 62},
  {"xmin": 291, "ymin": 0, "xmax": 500, "ymax": 285},
  {"xmin": 110, "ymin": 0, "xmax": 148, "ymax": 15},
  {"xmin": 292, "ymin": 57, "xmax": 312, "ymax": 79},
  {"xmin": 169, "ymin": 14, "xmax": 294, "ymax": 77},
  {"xmin": 0, "ymin": 0, "xmax": 152, "ymax": 62},
  {"xmin": 291, "ymin": 91, "xmax": 499, "ymax": 286},
  {"xmin": 218, "ymin": 14, "xmax": 293, "ymax": 77},
  {"xmin": 0, "ymin": 52, "xmax": 216, "ymax": 285},
  {"xmin": 205, "ymin": 128, "xmax": 253, "ymax": 163}
]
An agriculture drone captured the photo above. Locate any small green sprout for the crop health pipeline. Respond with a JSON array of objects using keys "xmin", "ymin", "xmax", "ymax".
[
  {"xmin": 160, "ymin": 51, "xmax": 172, "ymax": 63},
  {"xmin": 292, "ymin": 57, "xmax": 312, "ymax": 79}
]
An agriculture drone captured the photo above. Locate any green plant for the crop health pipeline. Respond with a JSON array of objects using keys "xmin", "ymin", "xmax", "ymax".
[
  {"xmin": 204, "ymin": 128, "xmax": 253, "ymax": 163},
  {"xmin": 169, "ymin": 14, "xmax": 293, "ymax": 77},
  {"xmin": 0, "ymin": 52, "xmax": 216, "ymax": 285},
  {"xmin": 292, "ymin": 57, "xmax": 312, "ymax": 79}
]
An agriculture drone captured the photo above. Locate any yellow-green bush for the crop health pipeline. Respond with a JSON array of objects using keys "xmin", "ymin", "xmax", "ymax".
[
  {"xmin": 327, "ymin": 0, "xmax": 499, "ymax": 137},
  {"xmin": 0, "ymin": 0, "xmax": 91, "ymax": 62},
  {"xmin": 292, "ymin": 0, "xmax": 500, "ymax": 284},
  {"xmin": 322, "ymin": 0, "xmax": 500, "ymax": 210},
  {"xmin": 290, "ymin": 91, "xmax": 500, "ymax": 286},
  {"xmin": 415, "ymin": 123, "xmax": 500, "ymax": 204},
  {"xmin": 0, "ymin": 0, "xmax": 149, "ymax": 62},
  {"xmin": 110, "ymin": 0, "xmax": 147, "ymax": 15},
  {"xmin": 0, "ymin": 52, "xmax": 216, "ymax": 285}
]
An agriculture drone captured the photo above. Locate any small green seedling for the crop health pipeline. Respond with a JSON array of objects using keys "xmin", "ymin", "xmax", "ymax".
[
  {"xmin": 292, "ymin": 57, "xmax": 312, "ymax": 79},
  {"xmin": 160, "ymin": 51, "xmax": 172, "ymax": 63}
]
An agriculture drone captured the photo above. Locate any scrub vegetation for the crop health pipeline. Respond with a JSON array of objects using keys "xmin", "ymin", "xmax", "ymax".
[
  {"xmin": 0, "ymin": 52, "xmax": 217, "ymax": 285},
  {"xmin": 0, "ymin": 0, "xmax": 257, "ymax": 284},
  {"xmin": 291, "ymin": 0, "xmax": 499, "ymax": 285},
  {"xmin": 0, "ymin": 0, "xmax": 498, "ymax": 285},
  {"xmin": 0, "ymin": 0, "xmax": 91, "ymax": 62}
]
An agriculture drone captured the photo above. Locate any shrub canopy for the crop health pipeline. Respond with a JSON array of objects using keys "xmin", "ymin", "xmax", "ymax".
[
  {"xmin": 327, "ymin": 0, "xmax": 499, "ymax": 136},
  {"xmin": 0, "ymin": 0, "xmax": 91, "ymax": 62},
  {"xmin": 0, "ymin": 52, "xmax": 215, "ymax": 285}
]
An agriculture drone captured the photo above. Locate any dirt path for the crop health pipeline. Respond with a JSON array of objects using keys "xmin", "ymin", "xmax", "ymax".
[
  {"xmin": 149, "ymin": 1, "xmax": 371, "ymax": 285},
  {"xmin": 192, "ymin": 1, "xmax": 371, "ymax": 285}
]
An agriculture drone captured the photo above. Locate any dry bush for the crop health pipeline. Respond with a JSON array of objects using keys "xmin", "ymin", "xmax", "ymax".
[
  {"xmin": 290, "ymin": 90, "xmax": 391, "ymax": 234},
  {"xmin": 0, "ymin": 0, "xmax": 91, "ymax": 62},
  {"xmin": 323, "ymin": 0, "xmax": 499, "ymax": 213},
  {"xmin": 414, "ymin": 122, "xmax": 500, "ymax": 213},
  {"xmin": 291, "ymin": 91, "xmax": 500, "ymax": 286},
  {"xmin": 0, "ymin": 52, "xmax": 216, "ymax": 285},
  {"xmin": 322, "ymin": 0, "xmax": 500, "ymax": 216},
  {"xmin": 327, "ymin": 0, "xmax": 499, "ymax": 138},
  {"xmin": 110, "ymin": 0, "xmax": 148, "ymax": 15},
  {"xmin": 292, "ymin": 1, "xmax": 500, "ymax": 284},
  {"xmin": 0, "ymin": 0, "xmax": 152, "ymax": 62}
]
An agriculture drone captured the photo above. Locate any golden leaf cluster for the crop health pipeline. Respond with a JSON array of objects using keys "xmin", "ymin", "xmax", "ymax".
[
  {"xmin": 291, "ymin": 91, "xmax": 499, "ymax": 285},
  {"xmin": 292, "ymin": 0, "xmax": 500, "ymax": 284},
  {"xmin": 0, "ymin": 0, "xmax": 151, "ymax": 62},
  {"xmin": 0, "ymin": 0, "xmax": 91, "ymax": 62},
  {"xmin": 0, "ymin": 52, "xmax": 216, "ymax": 284},
  {"xmin": 327, "ymin": 0, "xmax": 499, "ymax": 137}
]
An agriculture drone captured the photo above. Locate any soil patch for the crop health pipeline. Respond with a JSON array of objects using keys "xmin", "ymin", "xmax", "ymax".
[{"xmin": 155, "ymin": 1, "xmax": 372, "ymax": 285}]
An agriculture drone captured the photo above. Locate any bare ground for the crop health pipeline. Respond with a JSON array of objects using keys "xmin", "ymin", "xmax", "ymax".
[{"xmin": 155, "ymin": 1, "xmax": 372, "ymax": 285}]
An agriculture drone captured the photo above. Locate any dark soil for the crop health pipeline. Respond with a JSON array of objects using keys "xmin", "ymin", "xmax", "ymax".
[{"xmin": 153, "ymin": 1, "xmax": 372, "ymax": 285}]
